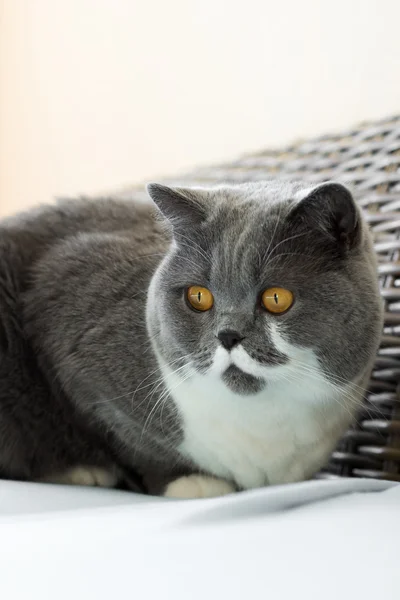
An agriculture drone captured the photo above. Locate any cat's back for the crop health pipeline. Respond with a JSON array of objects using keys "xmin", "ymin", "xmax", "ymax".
[
  {"xmin": 0, "ymin": 195, "xmax": 165, "ymax": 362},
  {"xmin": 0, "ymin": 195, "xmax": 165, "ymax": 303},
  {"xmin": 0, "ymin": 196, "xmax": 161, "ymax": 481},
  {"xmin": 1, "ymin": 196, "xmax": 157, "ymax": 263}
]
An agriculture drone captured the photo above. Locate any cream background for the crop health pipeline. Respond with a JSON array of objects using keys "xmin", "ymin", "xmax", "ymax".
[{"xmin": 1, "ymin": 0, "xmax": 400, "ymax": 217}]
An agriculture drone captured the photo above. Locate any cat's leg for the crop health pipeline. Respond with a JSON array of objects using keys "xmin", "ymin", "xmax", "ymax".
[
  {"xmin": 40, "ymin": 466, "xmax": 118, "ymax": 488},
  {"xmin": 164, "ymin": 474, "xmax": 235, "ymax": 499}
]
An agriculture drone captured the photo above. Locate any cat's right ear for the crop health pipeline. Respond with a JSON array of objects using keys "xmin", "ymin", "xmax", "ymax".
[
  {"xmin": 147, "ymin": 183, "xmax": 208, "ymax": 231},
  {"xmin": 289, "ymin": 182, "xmax": 361, "ymax": 251}
]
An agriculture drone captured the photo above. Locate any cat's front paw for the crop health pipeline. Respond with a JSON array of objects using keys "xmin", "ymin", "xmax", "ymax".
[
  {"xmin": 163, "ymin": 474, "xmax": 235, "ymax": 499},
  {"xmin": 41, "ymin": 466, "xmax": 118, "ymax": 488}
]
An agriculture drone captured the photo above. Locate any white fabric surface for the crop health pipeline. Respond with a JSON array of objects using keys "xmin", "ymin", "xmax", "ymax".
[{"xmin": 0, "ymin": 478, "xmax": 399, "ymax": 599}]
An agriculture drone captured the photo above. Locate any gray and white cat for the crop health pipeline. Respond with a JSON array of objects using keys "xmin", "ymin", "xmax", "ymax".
[{"xmin": 0, "ymin": 181, "xmax": 382, "ymax": 497}]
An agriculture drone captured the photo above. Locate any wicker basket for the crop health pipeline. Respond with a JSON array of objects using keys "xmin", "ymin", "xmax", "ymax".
[{"xmin": 120, "ymin": 115, "xmax": 400, "ymax": 482}]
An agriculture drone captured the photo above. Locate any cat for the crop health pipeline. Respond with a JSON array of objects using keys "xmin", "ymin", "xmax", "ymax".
[{"xmin": 0, "ymin": 181, "xmax": 383, "ymax": 497}]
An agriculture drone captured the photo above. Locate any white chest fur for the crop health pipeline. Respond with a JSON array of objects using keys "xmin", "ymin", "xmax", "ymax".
[{"xmin": 162, "ymin": 358, "xmax": 357, "ymax": 489}]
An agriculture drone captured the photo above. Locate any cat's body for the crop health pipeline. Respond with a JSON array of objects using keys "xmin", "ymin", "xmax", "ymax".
[
  {"xmin": 0, "ymin": 199, "xmax": 180, "ymax": 493},
  {"xmin": 0, "ymin": 181, "xmax": 383, "ymax": 496}
]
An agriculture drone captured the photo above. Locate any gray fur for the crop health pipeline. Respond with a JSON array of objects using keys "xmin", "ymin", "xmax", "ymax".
[{"xmin": 0, "ymin": 181, "xmax": 383, "ymax": 494}]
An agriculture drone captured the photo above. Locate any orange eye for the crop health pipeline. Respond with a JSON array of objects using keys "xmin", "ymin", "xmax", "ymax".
[
  {"xmin": 261, "ymin": 287, "xmax": 294, "ymax": 314},
  {"xmin": 187, "ymin": 286, "xmax": 214, "ymax": 312}
]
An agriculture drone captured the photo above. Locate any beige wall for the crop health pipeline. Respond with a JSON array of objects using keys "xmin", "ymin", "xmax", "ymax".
[{"xmin": 1, "ymin": 0, "xmax": 400, "ymax": 217}]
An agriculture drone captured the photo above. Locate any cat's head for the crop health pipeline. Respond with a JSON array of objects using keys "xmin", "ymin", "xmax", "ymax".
[{"xmin": 146, "ymin": 181, "xmax": 382, "ymax": 396}]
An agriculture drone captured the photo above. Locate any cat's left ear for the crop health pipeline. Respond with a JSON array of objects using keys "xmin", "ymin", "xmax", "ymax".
[
  {"xmin": 290, "ymin": 182, "xmax": 360, "ymax": 249},
  {"xmin": 147, "ymin": 183, "xmax": 209, "ymax": 231}
]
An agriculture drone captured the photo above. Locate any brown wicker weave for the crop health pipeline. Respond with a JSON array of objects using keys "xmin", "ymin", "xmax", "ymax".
[{"xmin": 120, "ymin": 115, "xmax": 400, "ymax": 482}]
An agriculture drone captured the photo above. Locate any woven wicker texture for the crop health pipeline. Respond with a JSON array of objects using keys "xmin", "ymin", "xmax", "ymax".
[{"xmin": 121, "ymin": 115, "xmax": 400, "ymax": 482}]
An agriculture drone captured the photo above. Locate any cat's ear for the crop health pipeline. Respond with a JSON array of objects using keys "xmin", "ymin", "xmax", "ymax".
[
  {"xmin": 147, "ymin": 183, "xmax": 209, "ymax": 230},
  {"xmin": 290, "ymin": 182, "xmax": 360, "ymax": 249}
]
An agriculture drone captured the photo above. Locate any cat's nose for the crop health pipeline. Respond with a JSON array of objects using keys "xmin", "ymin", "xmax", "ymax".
[{"xmin": 217, "ymin": 330, "xmax": 244, "ymax": 350}]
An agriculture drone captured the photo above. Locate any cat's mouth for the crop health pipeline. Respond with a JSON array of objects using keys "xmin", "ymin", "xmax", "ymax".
[
  {"xmin": 221, "ymin": 365, "xmax": 266, "ymax": 395},
  {"xmin": 207, "ymin": 345, "xmax": 279, "ymax": 393}
]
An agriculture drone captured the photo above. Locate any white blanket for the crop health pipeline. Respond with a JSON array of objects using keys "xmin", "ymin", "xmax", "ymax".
[{"xmin": 0, "ymin": 478, "xmax": 399, "ymax": 600}]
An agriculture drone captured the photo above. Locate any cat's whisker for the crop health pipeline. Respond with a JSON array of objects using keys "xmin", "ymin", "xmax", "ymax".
[
  {"xmin": 158, "ymin": 375, "xmax": 191, "ymax": 437},
  {"xmin": 136, "ymin": 360, "xmax": 190, "ymax": 411},
  {"xmin": 262, "ymin": 201, "xmax": 284, "ymax": 265},
  {"xmin": 264, "ymin": 230, "xmax": 310, "ymax": 267},
  {"xmin": 128, "ymin": 355, "xmax": 192, "ymax": 414},
  {"xmin": 265, "ymin": 251, "xmax": 318, "ymax": 264},
  {"xmin": 283, "ymin": 364, "xmax": 362, "ymax": 427},
  {"xmin": 174, "ymin": 253, "xmax": 208, "ymax": 273},
  {"xmin": 289, "ymin": 360, "xmax": 363, "ymax": 403},
  {"xmin": 138, "ymin": 366, "xmax": 191, "ymax": 443},
  {"xmin": 87, "ymin": 354, "xmax": 190, "ymax": 411},
  {"xmin": 292, "ymin": 360, "xmax": 363, "ymax": 391},
  {"xmin": 138, "ymin": 329, "xmax": 163, "ymax": 353},
  {"xmin": 131, "ymin": 354, "xmax": 189, "ymax": 395},
  {"xmin": 291, "ymin": 359, "xmax": 389, "ymax": 423},
  {"xmin": 131, "ymin": 252, "xmax": 167, "ymax": 260},
  {"xmin": 174, "ymin": 233, "xmax": 212, "ymax": 266},
  {"xmin": 142, "ymin": 329, "xmax": 165, "ymax": 355},
  {"xmin": 271, "ymin": 368, "xmax": 327, "ymax": 436},
  {"xmin": 285, "ymin": 361, "xmax": 358, "ymax": 403},
  {"xmin": 290, "ymin": 358, "xmax": 384, "ymax": 426}
]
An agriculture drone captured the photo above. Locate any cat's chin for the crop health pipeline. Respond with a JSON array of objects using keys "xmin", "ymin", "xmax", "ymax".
[{"xmin": 221, "ymin": 365, "xmax": 266, "ymax": 395}]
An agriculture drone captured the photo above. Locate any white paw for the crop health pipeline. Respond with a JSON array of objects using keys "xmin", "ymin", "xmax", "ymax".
[
  {"xmin": 42, "ymin": 466, "xmax": 118, "ymax": 488},
  {"xmin": 164, "ymin": 474, "xmax": 235, "ymax": 499}
]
